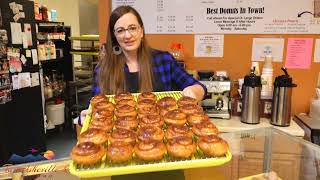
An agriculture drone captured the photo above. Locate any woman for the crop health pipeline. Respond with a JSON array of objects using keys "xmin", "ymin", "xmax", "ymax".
[{"xmin": 81, "ymin": 5, "xmax": 206, "ymax": 121}]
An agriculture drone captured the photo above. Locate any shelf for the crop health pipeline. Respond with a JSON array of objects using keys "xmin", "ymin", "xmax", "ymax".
[
  {"xmin": 69, "ymin": 35, "xmax": 99, "ymax": 41},
  {"xmin": 40, "ymin": 58, "xmax": 64, "ymax": 63},
  {"xmin": 0, "ymin": 71, "xmax": 9, "ymax": 75},
  {"xmin": 36, "ymin": 21, "xmax": 64, "ymax": 27},
  {"xmin": 0, "ymin": 84, "xmax": 11, "ymax": 90},
  {"xmin": 37, "ymin": 39, "xmax": 65, "ymax": 43},
  {"xmin": 70, "ymin": 51, "xmax": 99, "ymax": 56}
]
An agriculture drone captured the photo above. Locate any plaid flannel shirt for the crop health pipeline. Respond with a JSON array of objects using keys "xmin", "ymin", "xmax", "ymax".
[{"xmin": 92, "ymin": 49, "xmax": 207, "ymax": 96}]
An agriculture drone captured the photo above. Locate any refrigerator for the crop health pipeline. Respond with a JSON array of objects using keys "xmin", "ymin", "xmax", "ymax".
[{"xmin": 0, "ymin": 0, "xmax": 46, "ymax": 165}]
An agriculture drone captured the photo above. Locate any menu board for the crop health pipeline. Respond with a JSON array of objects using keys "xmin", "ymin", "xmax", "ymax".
[{"xmin": 112, "ymin": 0, "xmax": 320, "ymax": 34}]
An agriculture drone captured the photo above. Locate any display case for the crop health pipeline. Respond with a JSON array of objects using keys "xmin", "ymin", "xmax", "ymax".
[{"xmin": 1, "ymin": 127, "xmax": 319, "ymax": 179}]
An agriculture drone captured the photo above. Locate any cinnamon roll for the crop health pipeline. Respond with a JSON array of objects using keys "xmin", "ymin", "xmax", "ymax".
[
  {"xmin": 166, "ymin": 136, "xmax": 196, "ymax": 158},
  {"xmin": 139, "ymin": 114, "xmax": 164, "ymax": 128},
  {"xmin": 159, "ymin": 105, "xmax": 177, "ymax": 117},
  {"xmin": 79, "ymin": 128, "xmax": 108, "ymax": 145},
  {"xmin": 89, "ymin": 116, "xmax": 113, "ymax": 133},
  {"xmin": 163, "ymin": 109, "xmax": 187, "ymax": 126},
  {"xmin": 92, "ymin": 102, "xmax": 115, "ymax": 115},
  {"xmin": 134, "ymin": 140, "xmax": 166, "ymax": 161},
  {"xmin": 114, "ymin": 92, "xmax": 134, "ymax": 103},
  {"xmin": 137, "ymin": 99, "xmax": 156, "ymax": 110},
  {"xmin": 109, "ymin": 128, "xmax": 137, "ymax": 145},
  {"xmin": 198, "ymin": 135, "xmax": 229, "ymax": 157},
  {"xmin": 137, "ymin": 126, "xmax": 164, "ymax": 142},
  {"xmin": 114, "ymin": 104, "xmax": 137, "ymax": 118},
  {"xmin": 192, "ymin": 121, "xmax": 219, "ymax": 137},
  {"xmin": 114, "ymin": 116, "xmax": 139, "ymax": 130},
  {"xmin": 179, "ymin": 104, "xmax": 203, "ymax": 116},
  {"xmin": 90, "ymin": 94, "xmax": 108, "ymax": 107},
  {"xmin": 177, "ymin": 96, "xmax": 198, "ymax": 107},
  {"xmin": 165, "ymin": 125, "xmax": 193, "ymax": 140},
  {"xmin": 157, "ymin": 96, "xmax": 177, "ymax": 108},
  {"xmin": 106, "ymin": 142, "xmax": 133, "ymax": 163},
  {"xmin": 71, "ymin": 142, "xmax": 106, "ymax": 165},
  {"xmin": 187, "ymin": 112, "xmax": 210, "ymax": 125},
  {"xmin": 92, "ymin": 110, "xmax": 113, "ymax": 121},
  {"xmin": 116, "ymin": 99, "xmax": 136, "ymax": 108},
  {"xmin": 137, "ymin": 92, "xmax": 157, "ymax": 102},
  {"xmin": 137, "ymin": 106, "xmax": 158, "ymax": 118}
]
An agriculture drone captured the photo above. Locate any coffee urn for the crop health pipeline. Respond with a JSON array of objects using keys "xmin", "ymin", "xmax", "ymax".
[
  {"xmin": 241, "ymin": 69, "xmax": 262, "ymax": 124},
  {"xmin": 271, "ymin": 67, "xmax": 297, "ymax": 126}
]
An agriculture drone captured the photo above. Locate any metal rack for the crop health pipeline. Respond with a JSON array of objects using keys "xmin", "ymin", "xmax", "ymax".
[{"xmin": 69, "ymin": 35, "xmax": 99, "ymax": 116}]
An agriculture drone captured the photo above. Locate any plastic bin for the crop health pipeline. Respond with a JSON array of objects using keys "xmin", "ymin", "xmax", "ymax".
[{"xmin": 46, "ymin": 101, "xmax": 65, "ymax": 125}]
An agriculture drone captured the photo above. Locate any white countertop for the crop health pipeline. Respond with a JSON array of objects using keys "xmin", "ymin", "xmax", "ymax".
[{"xmin": 211, "ymin": 116, "xmax": 305, "ymax": 137}]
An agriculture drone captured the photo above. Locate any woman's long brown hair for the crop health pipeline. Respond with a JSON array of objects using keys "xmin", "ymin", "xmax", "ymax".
[{"xmin": 98, "ymin": 6, "xmax": 153, "ymax": 95}]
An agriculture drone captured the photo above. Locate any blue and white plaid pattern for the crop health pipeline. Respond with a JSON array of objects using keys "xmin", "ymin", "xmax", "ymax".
[{"xmin": 92, "ymin": 49, "xmax": 206, "ymax": 95}]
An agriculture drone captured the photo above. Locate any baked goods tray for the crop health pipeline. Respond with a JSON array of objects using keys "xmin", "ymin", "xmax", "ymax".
[{"xmin": 69, "ymin": 91, "xmax": 232, "ymax": 178}]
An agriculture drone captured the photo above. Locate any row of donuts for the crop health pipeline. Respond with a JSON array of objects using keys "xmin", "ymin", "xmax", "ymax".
[{"xmin": 70, "ymin": 92, "xmax": 229, "ymax": 165}]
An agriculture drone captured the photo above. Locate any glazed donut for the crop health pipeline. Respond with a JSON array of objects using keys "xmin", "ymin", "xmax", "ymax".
[
  {"xmin": 116, "ymin": 99, "xmax": 136, "ymax": 108},
  {"xmin": 165, "ymin": 125, "xmax": 193, "ymax": 140},
  {"xmin": 139, "ymin": 114, "xmax": 164, "ymax": 128},
  {"xmin": 166, "ymin": 136, "xmax": 196, "ymax": 158},
  {"xmin": 198, "ymin": 135, "xmax": 229, "ymax": 157},
  {"xmin": 137, "ymin": 106, "xmax": 158, "ymax": 118},
  {"xmin": 157, "ymin": 96, "xmax": 177, "ymax": 108},
  {"xmin": 89, "ymin": 117, "xmax": 113, "ymax": 133},
  {"xmin": 137, "ymin": 99, "xmax": 156, "ymax": 110},
  {"xmin": 92, "ymin": 110, "xmax": 113, "ymax": 121},
  {"xmin": 90, "ymin": 94, "xmax": 108, "ymax": 107},
  {"xmin": 114, "ymin": 92, "xmax": 134, "ymax": 103},
  {"xmin": 163, "ymin": 109, "xmax": 187, "ymax": 126},
  {"xmin": 159, "ymin": 105, "xmax": 177, "ymax": 117},
  {"xmin": 70, "ymin": 142, "xmax": 106, "ymax": 165},
  {"xmin": 177, "ymin": 96, "xmax": 198, "ymax": 107},
  {"xmin": 187, "ymin": 112, "xmax": 210, "ymax": 125},
  {"xmin": 106, "ymin": 141, "xmax": 133, "ymax": 163},
  {"xmin": 179, "ymin": 104, "xmax": 203, "ymax": 115},
  {"xmin": 114, "ymin": 116, "xmax": 139, "ymax": 130},
  {"xmin": 79, "ymin": 128, "xmax": 108, "ymax": 145},
  {"xmin": 137, "ymin": 92, "xmax": 157, "ymax": 102},
  {"xmin": 192, "ymin": 121, "xmax": 219, "ymax": 137},
  {"xmin": 114, "ymin": 104, "xmax": 137, "ymax": 118},
  {"xmin": 137, "ymin": 125, "xmax": 164, "ymax": 142},
  {"xmin": 134, "ymin": 140, "xmax": 166, "ymax": 161},
  {"xmin": 92, "ymin": 102, "xmax": 115, "ymax": 115},
  {"xmin": 109, "ymin": 128, "xmax": 137, "ymax": 145}
]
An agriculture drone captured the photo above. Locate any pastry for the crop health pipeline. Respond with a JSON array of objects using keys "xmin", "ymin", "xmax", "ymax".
[
  {"xmin": 89, "ymin": 116, "xmax": 113, "ymax": 133},
  {"xmin": 134, "ymin": 140, "xmax": 166, "ymax": 161},
  {"xmin": 90, "ymin": 94, "xmax": 108, "ymax": 107},
  {"xmin": 163, "ymin": 109, "xmax": 187, "ymax": 126},
  {"xmin": 92, "ymin": 110, "xmax": 113, "ymax": 121},
  {"xmin": 198, "ymin": 135, "xmax": 229, "ymax": 157},
  {"xmin": 116, "ymin": 99, "xmax": 136, "ymax": 108},
  {"xmin": 114, "ymin": 92, "xmax": 134, "ymax": 103},
  {"xmin": 137, "ymin": 106, "xmax": 158, "ymax": 118},
  {"xmin": 165, "ymin": 125, "xmax": 193, "ymax": 140},
  {"xmin": 137, "ymin": 99, "xmax": 156, "ymax": 110},
  {"xmin": 187, "ymin": 112, "xmax": 210, "ymax": 125},
  {"xmin": 159, "ymin": 105, "xmax": 177, "ymax": 117},
  {"xmin": 166, "ymin": 136, "xmax": 196, "ymax": 158},
  {"xmin": 192, "ymin": 121, "xmax": 219, "ymax": 137},
  {"xmin": 114, "ymin": 116, "xmax": 139, "ymax": 130},
  {"xmin": 92, "ymin": 102, "xmax": 115, "ymax": 115},
  {"xmin": 137, "ymin": 125, "xmax": 164, "ymax": 142},
  {"xmin": 177, "ymin": 96, "xmax": 197, "ymax": 107},
  {"xmin": 109, "ymin": 128, "xmax": 137, "ymax": 145},
  {"xmin": 71, "ymin": 142, "xmax": 105, "ymax": 165},
  {"xmin": 106, "ymin": 141, "xmax": 133, "ymax": 163},
  {"xmin": 179, "ymin": 104, "xmax": 203, "ymax": 116},
  {"xmin": 114, "ymin": 104, "xmax": 137, "ymax": 118},
  {"xmin": 79, "ymin": 128, "xmax": 108, "ymax": 145},
  {"xmin": 139, "ymin": 114, "xmax": 164, "ymax": 128},
  {"xmin": 137, "ymin": 92, "xmax": 157, "ymax": 102},
  {"xmin": 157, "ymin": 96, "xmax": 177, "ymax": 108}
]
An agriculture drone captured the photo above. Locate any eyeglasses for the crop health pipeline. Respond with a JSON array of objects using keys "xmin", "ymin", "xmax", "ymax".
[{"xmin": 114, "ymin": 25, "xmax": 140, "ymax": 38}]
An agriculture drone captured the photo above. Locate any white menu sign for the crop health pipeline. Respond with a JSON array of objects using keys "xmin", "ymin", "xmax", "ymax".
[{"xmin": 112, "ymin": 0, "xmax": 320, "ymax": 34}]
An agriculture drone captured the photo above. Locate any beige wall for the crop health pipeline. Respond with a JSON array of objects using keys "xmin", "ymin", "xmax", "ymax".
[{"xmin": 35, "ymin": 0, "xmax": 81, "ymax": 37}]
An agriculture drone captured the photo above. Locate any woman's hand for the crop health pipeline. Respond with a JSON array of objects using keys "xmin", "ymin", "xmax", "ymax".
[
  {"xmin": 182, "ymin": 84, "xmax": 205, "ymax": 102},
  {"xmin": 79, "ymin": 109, "xmax": 92, "ymax": 125}
]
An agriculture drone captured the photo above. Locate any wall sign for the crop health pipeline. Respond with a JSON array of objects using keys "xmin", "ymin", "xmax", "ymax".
[{"xmin": 112, "ymin": 0, "xmax": 320, "ymax": 34}]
